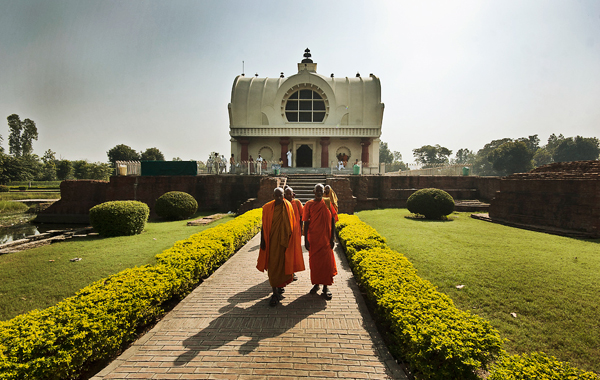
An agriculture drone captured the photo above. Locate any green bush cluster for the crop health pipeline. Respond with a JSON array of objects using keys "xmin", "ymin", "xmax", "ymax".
[
  {"xmin": 89, "ymin": 201, "xmax": 150, "ymax": 237},
  {"xmin": 406, "ymin": 188, "xmax": 455, "ymax": 219},
  {"xmin": 0, "ymin": 185, "xmax": 9, "ymax": 192},
  {"xmin": 0, "ymin": 209, "xmax": 262, "ymax": 380},
  {"xmin": 155, "ymin": 191, "xmax": 198, "ymax": 220},
  {"xmin": 489, "ymin": 352, "xmax": 599, "ymax": 380},
  {"xmin": 336, "ymin": 214, "xmax": 503, "ymax": 380}
]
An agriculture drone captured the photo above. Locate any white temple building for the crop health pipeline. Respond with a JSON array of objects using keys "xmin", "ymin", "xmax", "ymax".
[{"xmin": 228, "ymin": 49, "xmax": 384, "ymax": 170}]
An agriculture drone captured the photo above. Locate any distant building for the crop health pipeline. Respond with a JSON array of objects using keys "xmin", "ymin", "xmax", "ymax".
[{"xmin": 228, "ymin": 49, "xmax": 384, "ymax": 169}]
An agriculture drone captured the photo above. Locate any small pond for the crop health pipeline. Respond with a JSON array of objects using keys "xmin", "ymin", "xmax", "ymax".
[{"xmin": 0, "ymin": 223, "xmax": 86, "ymax": 244}]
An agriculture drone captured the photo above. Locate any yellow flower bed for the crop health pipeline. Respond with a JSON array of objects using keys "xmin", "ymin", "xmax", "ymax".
[
  {"xmin": 0, "ymin": 209, "xmax": 261, "ymax": 380},
  {"xmin": 336, "ymin": 214, "xmax": 503, "ymax": 380}
]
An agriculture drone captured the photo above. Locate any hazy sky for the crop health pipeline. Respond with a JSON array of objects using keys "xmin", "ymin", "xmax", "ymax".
[{"xmin": 1, "ymin": 0, "xmax": 599, "ymax": 164}]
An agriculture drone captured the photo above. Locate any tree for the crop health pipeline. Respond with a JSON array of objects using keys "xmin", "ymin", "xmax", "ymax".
[
  {"xmin": 552, "ymin": 136, "xmax": 600, "ymax": 162},
  {"xmin": 7, "ymin": 114, "xmax": 38, "ymax": 157},
  {"xmin": 37, "ymin": 149, "xmax": 57, "ymax": 181},
  {"xmin": 488, "ymin": 141, "xmax": 534, "ymax": 176},
  {"xmin": 107, "ymin": 144, "xmax": 140, "ymax": 164},
  {"xmin": 141, "ymin": 147, "xmax": 165, "ymax": 161},
  {"xmin": 533, "ymin": 148, "xmax": 553, "ymax": 167},
  {"xmin": 471, "ymin": 138, "xmax": 513, "ymax": 176},
  {"xmin": 73, "ymin": 160, "xmax": 113, "ymax": 180},
  {"xmin": 379, "ymin": 142, "xmax": 394, "ymax": 164},
  {"xmin": 56, "ymin": 159, "xmax": 74, "ymax": 180},
  {"xmin": 412, "ymin": 144, "xmax": 452, "ymax": 167},
  {"xmin": 452, "ymin": 148, "xmax": 475, "ymax": 165}
]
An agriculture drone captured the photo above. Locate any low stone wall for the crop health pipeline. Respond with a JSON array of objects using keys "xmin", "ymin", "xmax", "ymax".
[
  {"xmin": 345, "ymin": 175, "xmax": 500, "ymax": 210},
  {"xmin": 37, "ymin": 175, "xmax": 262, "ymax": 223},
  {"xmin": 37, "ymin": 174, "xmax": 501, "ymax": 223},
  {"xmin": 489, "ymin": 161, "xmax": 600, "ymax": 238}
]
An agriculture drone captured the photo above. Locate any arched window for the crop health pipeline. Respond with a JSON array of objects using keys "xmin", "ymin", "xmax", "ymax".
[{"xmin": 285, "ymin": 89, "xmax": 326, "ymax": 123}]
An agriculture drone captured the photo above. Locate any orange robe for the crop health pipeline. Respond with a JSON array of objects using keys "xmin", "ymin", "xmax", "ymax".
[
  {"xmin": 257, "ymin": 199, "xmax": 295, "ymax": 287},
  {"xmin": 303, "ymin": 199, "xmax": 338, "ymax": 286},
  {"xmin": 288, "ymin": 199, "xmax": 306, "ymax": 274}
]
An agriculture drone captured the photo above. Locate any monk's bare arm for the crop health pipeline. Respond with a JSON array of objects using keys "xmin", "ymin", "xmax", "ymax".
[
  {"xmin": 304, "ymin": 221, "xmax": 310, "ymax": 251},
  {"xmin": 330, "ymin": 217, "xmax": 335, "ymax": 248}
]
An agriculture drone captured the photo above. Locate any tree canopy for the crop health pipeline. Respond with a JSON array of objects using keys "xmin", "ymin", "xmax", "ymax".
[
  {"xmin": 412, "ymin": 144, "xmax": 452, "ymax": 167},
  {"xmin": 7, "ymin": 114, "xmax": 38, "ymax": 157},
  {"xmin": 107, "ymin": 144, "xmax": 140, "ymax": 164},
  {"xmin": 141, "ymin": 147, "xmax": 165, "ymax": 161},
  {"xmin": 488, "ymin": 140, "xmax": 534, "ymax": 175}
]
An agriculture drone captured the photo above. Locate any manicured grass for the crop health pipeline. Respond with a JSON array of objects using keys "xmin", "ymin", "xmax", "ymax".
[
  {"xmin": 0, "ymin": 192, "xmax": 60, "ymax": 200},
  {"xmin": 0, "ymin": 201, "xmax": 29, "ymax": 214},
  {"xmin": 357, "ymin": 209, "xmax": 600, "ymax": 374},
  {"xmin": 0, "ymin": 213, "xmax": 233, "ymax": 321}
]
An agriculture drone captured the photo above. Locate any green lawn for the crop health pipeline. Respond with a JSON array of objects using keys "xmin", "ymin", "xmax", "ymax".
[
  {"xmin": 0, "ymin": 213, "xmax": 233, "ymax": 321},
  {"xmin": 357, "ymin": 209, "xmax": 600, "ymax": 374},
  {"xmin": 0, "ymin": 191, "xmax": 60, "ymax": 200}
]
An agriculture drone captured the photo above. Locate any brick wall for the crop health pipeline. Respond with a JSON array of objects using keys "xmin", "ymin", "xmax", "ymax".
[
  {"xmin": 489, "ymin": 174, "xmax": 600, "ymax": 238},
  {"xmin": 345, "ymin": 175, "xmax": 500, "ymax": 210},
  {"xmin": 38, "ymin": 174, "xmax": 501, "ymax": 223},
  {"xmin": 38, "ymin": 175, "xmax": 262, "ymax": 223}
]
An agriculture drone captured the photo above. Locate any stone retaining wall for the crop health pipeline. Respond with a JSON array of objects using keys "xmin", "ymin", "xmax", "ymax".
[
  {"xmin": 489, "ymin": 161, "xmax": 600, "ymax": 238},
  {"xmin": 37, "ymin": 174, "xmax": 500, "ymax": 223}
]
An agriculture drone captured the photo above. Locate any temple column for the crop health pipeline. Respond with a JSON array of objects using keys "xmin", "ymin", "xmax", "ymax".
[
  {"xmin": 361, "ymin": 138, "xmax": 371, "ymax": 166},
  {"xmin": 240, "ymin": 138, "xmax": 250, "ymax": 162},
  {"xmin": 280, "ymin": 137, "xmax": 290, "ymax": 167},
  {"xmin": 320, "ymin": 137, "xmax": 330, "ymax": 168}
]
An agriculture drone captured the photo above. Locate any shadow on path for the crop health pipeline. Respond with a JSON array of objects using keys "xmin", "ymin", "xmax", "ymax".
[{"xmin": 174, "ymin": 279, "xmax": 327, "ymax": 366}]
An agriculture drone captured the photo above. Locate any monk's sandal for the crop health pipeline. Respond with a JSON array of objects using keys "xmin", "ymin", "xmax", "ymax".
[
  {"xmin": 310, "ymin": 284, "xmax": 320, "ymax": 294},
  {"xmin": 323, "ymin": 287, "xmax": 332, "ymax": 300},
  {"xmin": 269, "ymin": 294, "xmax": 279, "ymax": 307}
]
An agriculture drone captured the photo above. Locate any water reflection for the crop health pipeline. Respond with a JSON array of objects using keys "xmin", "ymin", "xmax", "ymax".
[
  {"xmin": 0, "ymin": 223, "xmax": 85, "ymax": 244},
  {"xmin": 0, "ymin": 224, "xmax": 41, "ymax": 244}
]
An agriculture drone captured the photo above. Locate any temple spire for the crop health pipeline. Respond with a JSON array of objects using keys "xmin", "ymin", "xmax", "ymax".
[{"xmin": 298, "ymin": 48, "xmax": 317, "ymax": 73}]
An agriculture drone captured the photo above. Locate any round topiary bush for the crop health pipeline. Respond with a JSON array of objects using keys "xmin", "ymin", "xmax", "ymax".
[
  {"xmin": 89, "ymin": 201, "xmax": 149, "ymax": 237},
  {"xmin": 406, "ymin": 188, "xmax": 455, "ymax": 219},
  {"xmin": 155, "ymin": 191, "xmax": 198, "ymax": 220}
]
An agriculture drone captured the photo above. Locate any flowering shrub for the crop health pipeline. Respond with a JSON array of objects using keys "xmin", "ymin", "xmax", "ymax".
[
  {"xmin": 336, "ymin": 214, "xmax": 503, "ymax": 380},
  {"xmin": 489, "ymin": 352, "xmax": 599, "ymax": 380},
  {"xmin": 0, "ymin": 209, "xmax": 261, "ymax": 380}
]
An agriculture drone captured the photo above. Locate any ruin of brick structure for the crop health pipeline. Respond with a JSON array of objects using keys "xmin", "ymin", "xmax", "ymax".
[{"xmin": 489, "ymin": 160, "xmax": 600, "ymax": 238}]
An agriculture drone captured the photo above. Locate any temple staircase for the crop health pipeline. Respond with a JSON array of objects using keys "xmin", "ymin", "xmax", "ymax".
[{"xmin": 285, "ymin": 174, "xmax": 327, "ymax": 203}]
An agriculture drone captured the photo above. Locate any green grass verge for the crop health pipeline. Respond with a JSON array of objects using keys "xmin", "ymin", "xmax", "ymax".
[
  {"xmin": 0, "ymin": 213, "xmax": 233, "ymax": 321},
  {"xmin": 357, "ymin": 209, "xmax": 600, "ymax": 374},
  {"xmin": 0, "ymin": 192, "xmax": 60, "ymax": 201},
  {"xmin": 0, "ymin": 201, "xmax": 29, "ymax": 214}
]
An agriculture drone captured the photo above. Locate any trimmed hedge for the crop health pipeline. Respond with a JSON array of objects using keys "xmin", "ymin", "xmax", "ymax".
[
  {"xmin": 89, "ymin": 201, "xmax": 150, "ymax": 237},
  {"xmin": 155, "ymin": 191, "xmax": 198, "ymax": 220},
  {"xmin": 407, "ymin": 188, "xmax": 455, "ymax": 219},
  {"xmin": 336, "ymin": 214, "xmax": 503, "ymax": 380},
  {"xmin": 489, "ymin": 352, "xmax": 599, "ymax": 380},
  {"xmin": 0, "ymin": 209, "xmax": 262, "ymax": 380},
  {"xmin": 0, "ymin": 185, "xmax": 9, "ymax": 192}
]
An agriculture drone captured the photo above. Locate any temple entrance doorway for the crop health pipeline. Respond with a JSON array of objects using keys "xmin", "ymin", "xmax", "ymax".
[{"xmin": 296, "ymin": 145, "xmax": 312, "ymax": 167}]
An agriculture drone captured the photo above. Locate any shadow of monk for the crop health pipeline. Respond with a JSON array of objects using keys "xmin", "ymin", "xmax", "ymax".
[{"xmin": 174, "ymin": 279, "xmax": 327, "ymax": 366}]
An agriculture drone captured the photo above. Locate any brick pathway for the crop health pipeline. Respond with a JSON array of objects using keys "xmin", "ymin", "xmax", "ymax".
[{"xmin": 91, "ymin": 234, "xmax": 407, "ymax": 380}]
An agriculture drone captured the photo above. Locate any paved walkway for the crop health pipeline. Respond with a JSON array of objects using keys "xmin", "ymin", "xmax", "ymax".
[{"xmin": 91, "ymin": 234, "xmax": 407, "ymax": 380}]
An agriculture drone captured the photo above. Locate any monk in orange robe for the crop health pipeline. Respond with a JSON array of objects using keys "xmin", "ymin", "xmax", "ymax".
[
  {"xmin": 303, "ymin": 183, "xmax": 338, "ymax": 300},
  {"xmin": 257, "ymin": 187, "xmax": 296, "ymax": 306},
  {"xmin": 284, "ymin": 187, "xmax": 305, "ymax": 281},
  {"xmin": 323, "ymin": 185, "xmax": 339, "ymax": 221}
]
